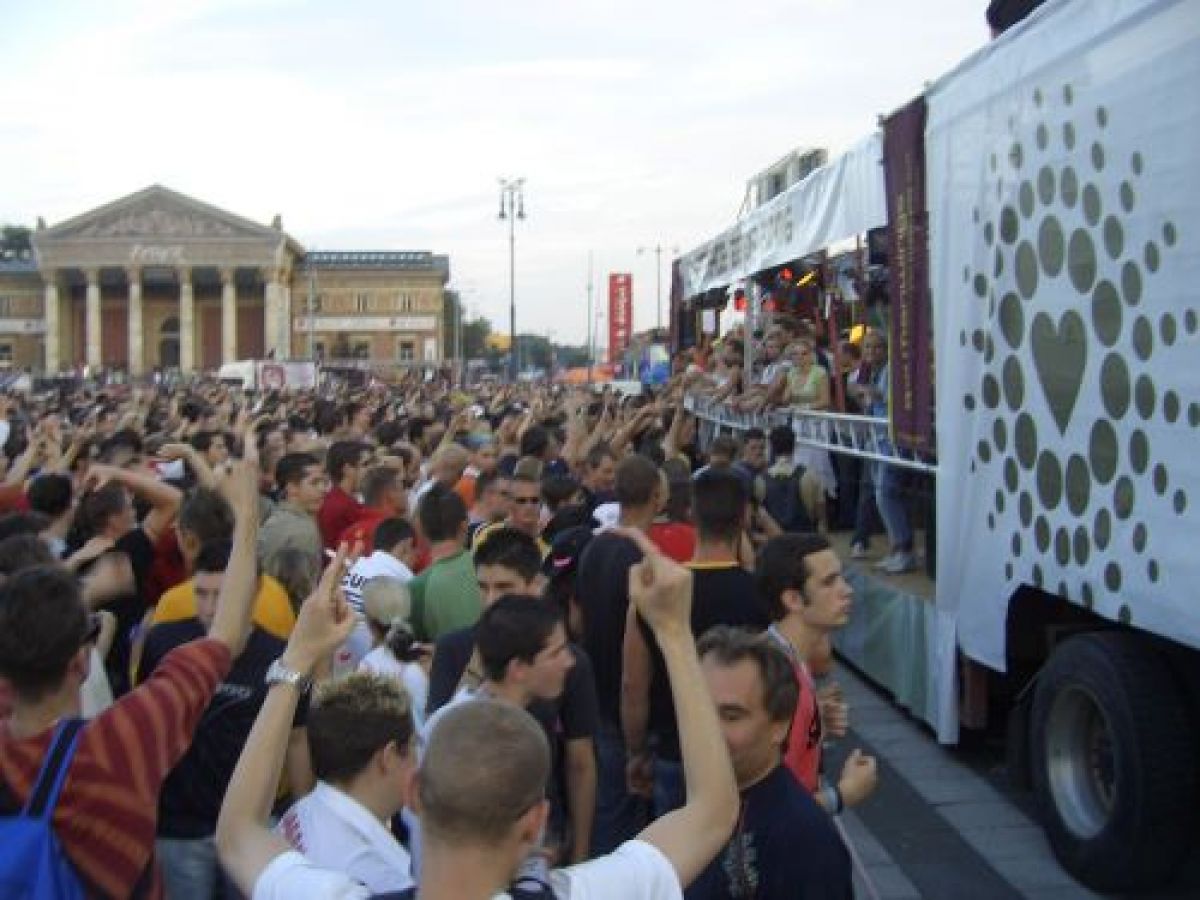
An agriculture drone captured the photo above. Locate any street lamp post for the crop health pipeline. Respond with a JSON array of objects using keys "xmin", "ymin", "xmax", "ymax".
[
  {"xmin": 498, "ymin": 177, "xmax": 526, "ymax": 383},
  {"xmin": 637, "ymin": 243, "xmax": 679, "ymax": 332}
]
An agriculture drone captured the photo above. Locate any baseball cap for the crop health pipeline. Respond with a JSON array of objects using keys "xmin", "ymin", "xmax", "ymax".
[{"xmin": 542, "ymin": 525, "xmax": 595, "ymax": 580}]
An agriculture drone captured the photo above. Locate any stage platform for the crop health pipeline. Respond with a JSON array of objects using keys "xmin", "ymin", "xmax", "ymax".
[{"xmin": 826, "ymin": 531, "xmax": 958, "ymax": 742}]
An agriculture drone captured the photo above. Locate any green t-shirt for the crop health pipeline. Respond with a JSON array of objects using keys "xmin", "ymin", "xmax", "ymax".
[{"xmin": 413, "ymin": 550, "xmax": 482, "ymax": 642}]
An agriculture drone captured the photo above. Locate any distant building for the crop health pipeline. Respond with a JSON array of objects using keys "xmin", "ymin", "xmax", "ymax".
[{"xmin": 0, "ymin": 185, "xmax": 449, "ymax": 373}]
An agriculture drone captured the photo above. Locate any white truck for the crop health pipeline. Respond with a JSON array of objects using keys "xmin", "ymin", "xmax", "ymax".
[
  {"xmin": 678, "ymin": 0, "xmax": 1200, "ymax": 890},
  {"xmin": 216, "ymin": 360, "xmax": 318, "ymax": 391}
]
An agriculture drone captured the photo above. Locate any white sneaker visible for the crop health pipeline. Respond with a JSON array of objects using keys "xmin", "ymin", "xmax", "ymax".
[
  {"xmin": 873, "ymin": 553, "xmax": 897, "ymax": 570},
  {"xmin": 883, "ymin": 552, "xmax": 917, "ymax": 575},
  {"xmin": 850, "ymin": 542, "xmax": 869, "ymax": 560}
]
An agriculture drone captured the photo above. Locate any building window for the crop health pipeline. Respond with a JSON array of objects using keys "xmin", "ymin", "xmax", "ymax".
[
  {"xmin": 355, "ymin": 292, "xmax": 370, "ymax": 312},
  {"xmin": 398, "ymin": 340, "xmax": 415, "ymax": 361},
  {"xmin": 352, "ymin": 341, "xmax": 371, "ymax": 359},
  {"xmin": 0, "ymin": 344, "xmax": 12, "ymax": 368},
  {"xmin": 314, "ymin": 342, "xmax": 326, "ymax": 360},
  {"xmin": 398, "ymin": 293, "xmax": 414, "ymax": 312}
]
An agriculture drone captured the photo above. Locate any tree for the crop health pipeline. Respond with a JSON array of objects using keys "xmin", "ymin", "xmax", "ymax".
[
  {"xmin": 462, "ymin": 317, "xmax": 493, "ymax": 359},
  {"xmin": 1, "ymin": 225, "xmax": 33, "ymax": 260}
]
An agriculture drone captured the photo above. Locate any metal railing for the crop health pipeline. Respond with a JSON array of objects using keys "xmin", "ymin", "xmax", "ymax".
[{"xmin": 684, "ymin": 394, "xmax": 937, "ymax": 474}]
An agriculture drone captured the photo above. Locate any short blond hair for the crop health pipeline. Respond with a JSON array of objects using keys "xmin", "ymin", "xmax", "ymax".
[
  {"xmin": 420, "ymin": 700, "xmax": 549, "ymax": 845},
  {"xmin": 362, "ymin": 576, "xmax": 411, "ymax": 628}
]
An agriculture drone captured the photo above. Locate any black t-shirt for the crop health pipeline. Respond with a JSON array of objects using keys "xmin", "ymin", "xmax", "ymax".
[
  {"xmin": 140, "ymin": 620, "xmax": 306, "ymax": 838},
  {"xmin": 686, "ymin": 764, "xmax": 853, "ymax": 900},
  {"xmin": 426, "ymin": 623, "xmax": 599, "ymax": 848},
  {"xmin": 426, "ymin": 624, "xmax": 599, "ymax": 744},
  {"xmin": 576, "ymin": 532, "xmax": 643, "ymax": 727},
  {"xmin": 82, "ymin": 527, "xmax": 157, "ymax": 697},
  {"xmin": 641, "ymin": 564, "xmax": 769, "ymax": 761}
]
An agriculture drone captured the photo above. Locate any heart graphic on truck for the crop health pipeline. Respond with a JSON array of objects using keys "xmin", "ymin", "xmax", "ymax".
[{"xmin": 959, "ymin": 81, "xmax": 1197, "ymax": 616}]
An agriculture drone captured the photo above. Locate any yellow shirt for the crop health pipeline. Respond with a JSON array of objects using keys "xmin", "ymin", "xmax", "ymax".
[{"xmin": 153, "ymin": 574, "xmax": 296, "ymax": 640}]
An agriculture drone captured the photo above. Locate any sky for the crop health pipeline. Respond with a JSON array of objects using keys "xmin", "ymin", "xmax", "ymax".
[{"xmin": 0, "ymin": 0, "xmax": 988, "ymax": 345}]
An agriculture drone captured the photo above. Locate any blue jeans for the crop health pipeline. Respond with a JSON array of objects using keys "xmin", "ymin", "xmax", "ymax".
[
  {"xmin": 851, "ymin": 464, "xmax": 879, "ymax": 547},
  {"xmin": 590, "ymin": 722, "xmax": 648, "ymax": 856},
  {"xmin": 157, "ymin": 836, "xmax": 219, "ymax": 900},
  {"xmin": 874, "ymin": 457, "xmax": 912, "ymax": 552}
]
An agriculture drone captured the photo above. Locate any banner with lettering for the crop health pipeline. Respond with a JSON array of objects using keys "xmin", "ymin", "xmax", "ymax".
[
  {"xmin": 883, "ymin": 97, "xmax": 934, "ymax": 454},
  {"xmin": 677, "ymin": 134, "xmax": 886, "ymax": 298},
  {"xmin": 608, "ymin": 273, "xmax": 633, "ymax": 365},
  {"xmin": 928, "ymin": 0, "xmax": 1200, "ymax": 669}
]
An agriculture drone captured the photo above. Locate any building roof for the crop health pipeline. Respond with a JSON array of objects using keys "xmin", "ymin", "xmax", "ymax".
[{"xmin": 302, "ymin": 250, "xmax": 450, "ymax": 278}]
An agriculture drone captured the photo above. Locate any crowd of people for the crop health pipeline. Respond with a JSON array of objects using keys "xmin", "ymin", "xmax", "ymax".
[{"xmin": 0, "ymin": 344, "xmax": 891, "ymax": 899}]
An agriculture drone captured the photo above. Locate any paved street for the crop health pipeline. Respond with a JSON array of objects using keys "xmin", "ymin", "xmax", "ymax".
[{"xmin": 828, "ymin": 660, "xmax": 1200, "ymax": 899}]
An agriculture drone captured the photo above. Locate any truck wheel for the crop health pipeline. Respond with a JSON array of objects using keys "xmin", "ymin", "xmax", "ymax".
[{"xmin": 1030, "ymin": 631, "xmax": 1197, "ymax": 891}]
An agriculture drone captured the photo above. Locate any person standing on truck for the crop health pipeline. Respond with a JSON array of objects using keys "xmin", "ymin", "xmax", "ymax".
[{"xmin": 851, "ymin": 330, "xmax": 915, "ymax": 574}]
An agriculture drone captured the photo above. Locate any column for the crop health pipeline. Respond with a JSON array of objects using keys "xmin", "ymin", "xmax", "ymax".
[
  {"xmin": 127, "ymin": 267, "xmax": 143, "ymax": 376},
  {"xmin": 262, "ymin": 268, "xmax": 279, "ymax": 358},
  {"xmin": 85, "ymin": 269, "xmax": 101, "ymax": 370},
  {"xmin": 178, "ymin": 267, "xmax": 195, "ymax": 373},
  {"xmin": 221, "ymin": 268, "xmax": 237, "ymax": 363},
  {"xmin": 43, "ymin": 274, "xmax": 59, "ymax": 374},
  {"xmin": 280, "ymin": 280, "xmax": 292, "ymax": 358}
]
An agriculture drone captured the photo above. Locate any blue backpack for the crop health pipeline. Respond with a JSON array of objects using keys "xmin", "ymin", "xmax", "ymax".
[{"xmin": 0, "ymin": 719, "xmax": 87, "ymax": 899}]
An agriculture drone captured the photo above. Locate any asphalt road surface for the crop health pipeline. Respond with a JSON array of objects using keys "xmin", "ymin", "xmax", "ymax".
[{"xmin": 827, "ymin": 660, "xmax": 1200, "ymax": 899}]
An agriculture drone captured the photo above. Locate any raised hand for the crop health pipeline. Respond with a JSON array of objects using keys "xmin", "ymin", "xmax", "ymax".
[
  {"xmin": 282, "ymin": 544, "xmax": 357, "ymax": 674},
  {"xmin": 837, "ymin": 748, "xmax": 878, "ymax": 807}
]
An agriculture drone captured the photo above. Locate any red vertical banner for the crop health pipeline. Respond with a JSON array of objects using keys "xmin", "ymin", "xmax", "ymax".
[
  {"xmin": 883, "ymin": 97, "xmax": 934, "ymax": 454},
  {"xmin": 608, "ymin": 273, "xmax": 633, "ymax": 365}
]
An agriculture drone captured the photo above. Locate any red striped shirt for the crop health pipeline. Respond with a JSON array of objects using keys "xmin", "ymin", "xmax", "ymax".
[{"xmin": 0, "ymin": 638, "xmax": 231, "ymax": 898}]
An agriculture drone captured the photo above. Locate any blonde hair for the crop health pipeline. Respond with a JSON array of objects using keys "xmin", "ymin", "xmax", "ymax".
[{"xmin": 363, "ymin": 576, "xmax": 412, "ymax": 628}]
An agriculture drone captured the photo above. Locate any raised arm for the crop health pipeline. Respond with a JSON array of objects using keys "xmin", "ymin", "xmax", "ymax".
[
  {"xmin": 207, "ymin": 452, "xmax": 263, "ymax": 656},
  {"xmin": 159, "ymin": 442, "xmax": 218, "ymax": 490},
  {"xmin": 87, "ymin": 463, "xmax": 183, "ymax": 543},
  {"xmin": 217, "ymin": 549, "xmax": 355, "ymax": 895}
]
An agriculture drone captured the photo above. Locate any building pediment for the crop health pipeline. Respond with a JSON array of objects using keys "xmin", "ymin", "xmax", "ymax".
[{"xmin": 38, "ymin": 185, "xmax": 283, "ymax": 244}]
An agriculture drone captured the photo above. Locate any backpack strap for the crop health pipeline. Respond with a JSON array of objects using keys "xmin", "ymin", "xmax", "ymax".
[{"xmin": 24, "ymin": 718, "xmax": 85, "ymax": 819}]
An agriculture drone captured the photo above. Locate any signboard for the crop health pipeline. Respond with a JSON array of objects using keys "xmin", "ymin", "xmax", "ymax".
[
  {"xmin": 0, "ymin": 319, "xmax": 47, "ymax": 334},
  {"xmin": 293, "ymin": 316, "xmax": 436, "ymax": 332},
  {"xmin": 608, "ymin": 273, "xmax": 633, "ymax": 364},
  {"xmin": 677, "ymin": 134, "xmax": 887, "ymax": 298},
  {"xmin": 883, "ymin": 97, "xmax": 934, "ymax": 454}
]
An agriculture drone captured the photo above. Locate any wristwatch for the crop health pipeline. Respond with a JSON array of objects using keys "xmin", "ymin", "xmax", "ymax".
[{"xmin": 265, "ymin": 658, "xmax": 312, "ymax": 694}]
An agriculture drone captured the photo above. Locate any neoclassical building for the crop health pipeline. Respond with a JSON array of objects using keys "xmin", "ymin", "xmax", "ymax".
[{"xmin": 0, "ymin": 185, "xmax": 449, "ymax": 374}]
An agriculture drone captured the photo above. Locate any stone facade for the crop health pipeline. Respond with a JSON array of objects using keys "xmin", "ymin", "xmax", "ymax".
[{"xmin": 0, "ymin": 185, "xmax": 449, "ymax": 374}]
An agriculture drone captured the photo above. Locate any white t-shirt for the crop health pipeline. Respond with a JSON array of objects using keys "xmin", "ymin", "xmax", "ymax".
[
  {"xmin": 275, "ymin": 782, "xmax": 415, "ymax": 895},
  {"xmin": 252, "ymin": 840, "xmax": 680, "ymax": 900},
  {"xmin": 338, "ymin": 551, "xmax": 415, "ymax": 673},
  {"xmin": 342, "ymin": 551, "xmax": 415, "ymax": 614},
  {"xmin": 359, "ymin": 646, "xmax": 430, "ymax": 734}
]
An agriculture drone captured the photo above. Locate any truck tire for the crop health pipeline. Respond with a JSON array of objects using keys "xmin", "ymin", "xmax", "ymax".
[{"xmin": 1030, "ymin": 631, "xmax": 1198, "ymax": 891}]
